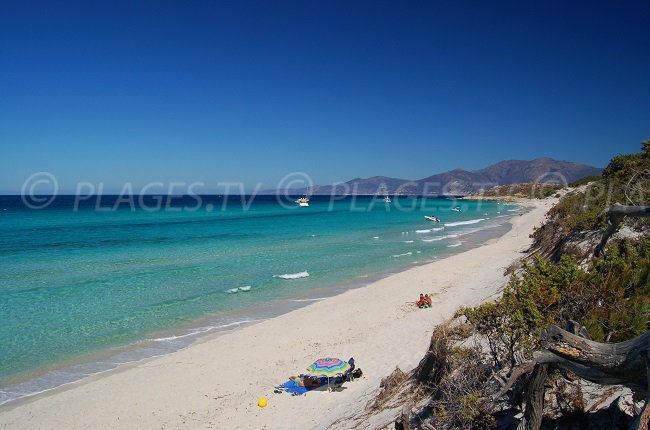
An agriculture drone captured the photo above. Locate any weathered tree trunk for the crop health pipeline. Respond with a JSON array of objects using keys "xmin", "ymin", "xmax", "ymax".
[
  {"xmin": 631, "ymin": 355, "xmax": 650, "ymax": 430},
  {"xmin": 516, "ymin": 364, "xmax": 549, "ymax": 430},
  {"xmin": 497, "ymin": 325, "xmax": 650, "ymax": 429},
  {"xmin": 536, "ymin": 325, "xmax": 650, "ymax": 395},
  {"xmin": 595, "ymin": 204, "xmax": 650, "ymax": 256}
]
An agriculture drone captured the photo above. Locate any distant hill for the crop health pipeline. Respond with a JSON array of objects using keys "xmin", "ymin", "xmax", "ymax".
[
  {"xmin": 410, "ymin": 157, "xmax": 602, "ymax": 195},
  {"xmin": 274, "ymin": 158, "xmax": 602, "ymax": 196}
]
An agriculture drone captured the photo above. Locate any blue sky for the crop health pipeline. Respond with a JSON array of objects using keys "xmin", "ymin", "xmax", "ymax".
[{"xmin": 1, "ymin": 0, "xmax": 649, "ymax": 193}]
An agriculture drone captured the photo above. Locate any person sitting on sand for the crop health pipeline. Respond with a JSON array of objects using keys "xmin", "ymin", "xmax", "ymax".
[
  {"xmin": 303, "ymin": 375, "xmax": 322, "ymax": 388},
  {"xmin": 289, "ymin": 375, "xmax": 304, "ymax": 386},
  {"xmin": 415, "ymin": 293, "xmax": 426, "ymax": 307},
  {"xmin": 289, "ymin": 375, "xmax": 321, "ymax": 388},
  {"xmin": 339, "ymin": 357, "xmax": 356, "ymax": 382},
  {"xmin": 424, "ymin": 294, "xmax": 432, "ymax": 307}
]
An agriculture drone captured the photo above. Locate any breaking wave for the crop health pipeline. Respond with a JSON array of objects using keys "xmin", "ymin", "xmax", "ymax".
[
  {"xmin": 444, "ymin": 218, "xmax": 485, "ymax": 227},
  {"xmin": 275, "ymin": 271, "xmax": 310, "ymax": 280},
  {"xmin": 421, "ymin": 234, "xmax": 458, "ymax": 243},
  {"xmin": 416, "ymin": 227, "xmax": 444, "ymax": 234}
]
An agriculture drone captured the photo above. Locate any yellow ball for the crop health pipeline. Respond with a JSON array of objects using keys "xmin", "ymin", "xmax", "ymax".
[{"xmin": 258, "ymin": 397, "xmax": 268, "ymax": 408}]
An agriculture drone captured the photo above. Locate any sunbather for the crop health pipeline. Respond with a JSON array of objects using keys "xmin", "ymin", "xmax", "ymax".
[
  {"xmin": 415, "ymin": 293, "xmax": 426, "ymax": 307},
  {"xmin": 303, "ymin": 376, "xmax": 322, "ymax": 388},
  {"xmin": 289, "ymin": 374, "xmax": 321, "ymax": 388}
]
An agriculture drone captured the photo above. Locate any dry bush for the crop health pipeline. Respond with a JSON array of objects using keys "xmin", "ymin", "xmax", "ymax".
[
  {"xmin": 449, "ymin": 322, "xmax": 473, "ymax": 340},
  {"xmin": 426, "ymin": 345, "xmax": 495, "ymax": 429},
  {"xmin": 414, "ymin": 323, "xmax": 452, "ymax": 386},
  {"xmin": 366, "ymin": 367, "xmax": 410, "ymax": 412}
]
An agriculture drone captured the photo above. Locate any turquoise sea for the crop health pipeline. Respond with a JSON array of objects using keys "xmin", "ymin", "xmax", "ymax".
[{"xmin": 0, "ymin": 195, "xmax": 521, "ymax": 404}]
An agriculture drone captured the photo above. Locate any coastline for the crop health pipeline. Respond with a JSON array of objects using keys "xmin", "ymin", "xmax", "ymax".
[{"xmin": 0, "ymin": 199, "xmax": 553, "ymax": 430}]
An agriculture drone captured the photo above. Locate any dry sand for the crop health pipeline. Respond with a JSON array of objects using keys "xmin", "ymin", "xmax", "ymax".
[{"xmin": 0, "ymin": 199, "xmax": 553, "ymax": 430}]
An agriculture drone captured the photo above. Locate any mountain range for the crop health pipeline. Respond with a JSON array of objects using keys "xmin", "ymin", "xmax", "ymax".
[{"xmin": 282, "ymin": 158, "xmax": 601, "ymax": 195}]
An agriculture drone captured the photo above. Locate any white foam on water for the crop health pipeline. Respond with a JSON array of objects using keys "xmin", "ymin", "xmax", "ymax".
[
  {"xmin": 421, "ymin": 234, "xmax": 458, "ymax": 242},
  {"xmin": 275, "ymin": 271, "xmax": 310, "ymax": 280},
  {"xmin": 238, "ymin": 286, "xmax": 251, "ymax": 292},
  {"xmin": 444, "ymin": 218, "xmax": 485, "ymax": 227},
  {"xmin": 392, "ymin": 252, "xmax": 413, "ymax": 258},
  {"xmin": 225, "ymin": 288, "xmax": 239, "ymax": 294},
  {"xmin": 372, "ymin": 236, "xmax": 379, "ymax": 239},
  {"xmin": 417, "ymin": 227, "xmax": 444, "ymax": 233},
  {"xmin": 447, "ymin": 242, "xmax": 462, "ymax": 247},
  {"xmin": 403, "ymin": 240, "xmax": 414, "ymax": 243},
  {"xmin": 150, "ymin": 320, "xmax": 255, "ymax": 342}
]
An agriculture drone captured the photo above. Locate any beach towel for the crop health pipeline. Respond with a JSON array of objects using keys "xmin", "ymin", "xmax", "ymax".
[
  {"xmin": 275, "ymin": 380, "xmax": 309, "ymax": 395},
  {"xmin": 275, "ymin": 377, "xmax": 327, "ymax": 395}
]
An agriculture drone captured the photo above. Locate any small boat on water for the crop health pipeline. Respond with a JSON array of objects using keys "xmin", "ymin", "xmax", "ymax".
[
  {"xmin": 451, "ymin": 207, "xmax": 461, "ymax": 212},
  {"xmin": 296, "ymin": 196, "xmax": 310, "ymax": 207},
  {"xmin": 383, "ymin": 195, "xmax": 391, "ymax": 203},
  {"xmin": 424, "ymin": 215, "xmax": 440, "ymax": 222}
]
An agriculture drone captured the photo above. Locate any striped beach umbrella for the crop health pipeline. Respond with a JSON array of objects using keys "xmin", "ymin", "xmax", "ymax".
[{"xmin": 306, "ymin": 357, "xmax": 351, "ymax": 377}]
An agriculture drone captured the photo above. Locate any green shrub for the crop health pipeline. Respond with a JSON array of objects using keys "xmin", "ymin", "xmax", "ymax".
[{"xmin": 466, "ymin": 239, "xmax": 650, "ymax": 353}]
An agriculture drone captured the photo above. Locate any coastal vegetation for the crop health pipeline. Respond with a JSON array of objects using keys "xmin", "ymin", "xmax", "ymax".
[
  {"xmin": 469, "ymin": 182, "xmax": 565, "ymax": 200},
  {"xmin": 366, "ymin": 142, "xmax": 650, "ymax": 429}
]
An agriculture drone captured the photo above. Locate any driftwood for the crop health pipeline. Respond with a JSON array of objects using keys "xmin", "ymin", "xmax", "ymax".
[
  {"xmin": 499, "ymin": 324, "xmax": 650, "ymax": 430},
  {"xmin": 595, "ymin": 204, "xmax": 650, "ymax": 256}
]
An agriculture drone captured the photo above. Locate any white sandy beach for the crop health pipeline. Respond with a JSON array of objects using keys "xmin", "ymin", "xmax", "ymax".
[{"xmin": 0, "ymin": 199, "xmax": 553, "ymax": 430}]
